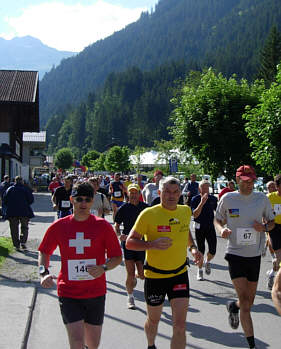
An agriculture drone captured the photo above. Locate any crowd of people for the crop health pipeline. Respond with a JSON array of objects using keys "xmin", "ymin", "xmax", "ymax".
[{"xmin": 0, "ymin": 166, "xmax": 280, "ymax": 349}]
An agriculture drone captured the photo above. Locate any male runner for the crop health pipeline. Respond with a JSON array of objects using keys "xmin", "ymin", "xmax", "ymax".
[
  {"xmin": 109, "ymin": 172, "xmax": 126, "ymax": 220},
  {"xmin": 214, "ymin": 165, "xmax": 275, "ymax": 349},
  {"xmin": 38, "ymin": 182, "xmax": 122, "ymax": 349},
  {"xmin": 52, "ymin": 175, "xmax": 73, "ymax": 218},
  {"xmin": 267, "ymin": 174, "xmax": 281, "ymax": 289},
  {"xmin": 126, "ymin": 176, "xmax": 202, "ymax": 349},
  {"xmin": 142, "ymin": 170, "xmax": 163, "ymax": 205},
  {"xmin": 114, "ymin": 183, "xmax": 148, "ymax": 309},
  {"xmin": 191, "ymin": 179, "xmax": 217, "ymax": 280}
]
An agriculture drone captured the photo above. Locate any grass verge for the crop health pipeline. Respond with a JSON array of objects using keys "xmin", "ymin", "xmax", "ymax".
[{"xmin": 0, "ymin": 237, "xmax": 14, "ymax": 267}]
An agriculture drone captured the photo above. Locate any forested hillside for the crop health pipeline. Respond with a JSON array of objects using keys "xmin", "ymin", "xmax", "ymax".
[
  {"xmin": 46, "ymin": 61, "xmax": 193, "ymax": 156},
  {"xmin": 40, "ymin": 0, "xmax": 281, "ymax": 126}
]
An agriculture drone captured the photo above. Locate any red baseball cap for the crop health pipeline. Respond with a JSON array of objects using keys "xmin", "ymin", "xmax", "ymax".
[{"xmin": 236, "ymin": 165, "xmax": 257, "ymax": 181}]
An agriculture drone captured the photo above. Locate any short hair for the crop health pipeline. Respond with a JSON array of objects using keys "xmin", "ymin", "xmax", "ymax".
[
  {"xmin": 64, "ymin": 175, "xmax": 73, "ymax": 182},
  {"xmin": 274, "ymin": 174, "xmax": 281, "ymax": 187},
  {"xmin": 88, "ymin": 176, "xmax": 99, "ymax": 183},
  {"xmin": 4, "ymin": 175, "xmax": 9, "ymax": 180},
  {"xmin": 159, "ymin": 176, "xmax": 180, "ymax": 191},
  {"xmin": 71, "ymin": 182, "xmax": 94, "ymax": 198},
  {"xmin": 199, "ymin": 179, "xmax": 210, "ymax": 188},
  {"xmin": 266, "ymin": 180, "xmax": 275, "ymax": 188},
  {"xmin": 15, "ymin": 176, "xmax": 23, "ymax": 183}
]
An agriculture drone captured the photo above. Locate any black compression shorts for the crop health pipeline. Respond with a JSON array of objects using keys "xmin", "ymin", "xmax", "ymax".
[
  {"xmin": 269, "ymin": 224, "xmax": 281, "ymax": 251},
  {"xmin": 225, "ymin": 254, "xmax": 261, "ymax": 282},
  {"xmin": 144, "ymin": 271, "xmax": 190, "ymax": 306},
  {"xmin": 59, "ymin": 295, "xmax": 105, "ymax": 325},
  {"xmin": 195, "ymin": 226, "xmax": 217, "ymax": 256}
]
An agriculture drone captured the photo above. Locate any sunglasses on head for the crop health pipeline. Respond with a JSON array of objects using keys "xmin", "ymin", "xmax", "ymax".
[{"xmin": 74, "ymin": 197, "xmax": 92, "ymax": 203}]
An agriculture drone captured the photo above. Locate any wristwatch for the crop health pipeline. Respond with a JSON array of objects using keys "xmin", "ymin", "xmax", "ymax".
[
  {"xmin": 101, "ymin": 264, "xmax": 108, "ymax": 272},
  {"xmin": 39, "ymin": 265, "xmax": 49, "ymax": 277}
]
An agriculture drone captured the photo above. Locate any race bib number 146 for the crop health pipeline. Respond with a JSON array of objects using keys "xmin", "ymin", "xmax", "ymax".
[{"xmin": 68, "ymin": 259, "xmax": 96, "ymax": 281}]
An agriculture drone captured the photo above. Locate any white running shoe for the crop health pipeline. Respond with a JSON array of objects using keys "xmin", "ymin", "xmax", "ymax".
[
  {"xmin": 197, "ymin": 269, "xmax": 203, "ymax": 281},
  {"xmin": 127, "ymin": 296, "xmax": 136, "ymax": 309}
]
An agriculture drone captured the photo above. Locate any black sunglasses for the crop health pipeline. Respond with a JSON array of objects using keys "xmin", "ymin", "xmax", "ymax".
[{"xmin": 74, "ymin": 197, "xmax": 92, "ymax": 203}]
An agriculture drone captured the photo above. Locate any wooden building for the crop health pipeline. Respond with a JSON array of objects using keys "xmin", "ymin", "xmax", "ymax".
[{"xmin": 0, "ymin": 70, "xmax": 39, "ymax": 180}]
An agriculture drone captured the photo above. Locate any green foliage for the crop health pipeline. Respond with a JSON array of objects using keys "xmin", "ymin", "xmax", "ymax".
[
  {"xmin": 258, "ymin": 26, "xmax": 281, "ymax": 87},
  {"xmin": 0, "ymin": 237, "xmax": 14, "ymax": 266},
  {"xmin": 171, "ymin": 68, "xmax": 262, "ymax": 179},
  {"xmin": 90, "ymin": 153, "xmax": 106, "ymax": 172},
  {"xmin": 243, "ymin": 65, "xmax": 281, "ymax": 175},
  {"xmin": 81, "ymin": 150, "xmax": 100, "ymax": 168},
  {"xmin": 104, "ymin": 146, "xmax": 130, "ymax": 173},
  {"xmin": 54, "ymin": 148, "xmax": 74, "ymax": 170},
  {"xmin": 131, "ymin": 146, "xmax": 148, "ymax": 173}
]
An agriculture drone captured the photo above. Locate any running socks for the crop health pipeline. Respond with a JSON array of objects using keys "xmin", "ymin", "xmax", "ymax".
[{"xmin": 246, "ymin": 336, "xmax": 255, "ymax": 348}]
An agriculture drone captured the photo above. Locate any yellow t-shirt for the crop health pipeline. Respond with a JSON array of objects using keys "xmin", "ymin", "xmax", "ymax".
[
  {"xmin": 132, "ymin": 204, "xmax": 192, "ymax": 278},
  {"xmin": 268, "ymin": 192, "xmax": 281, "ymax": 224}
]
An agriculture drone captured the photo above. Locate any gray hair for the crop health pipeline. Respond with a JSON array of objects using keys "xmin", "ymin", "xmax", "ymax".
[
  {"xmin": 199, "ymin": 179, "xmax": 210, "ymax": 188},
  {"xmin": 159, "ymin": 176, "xmax": 180, "ymax": 191}
]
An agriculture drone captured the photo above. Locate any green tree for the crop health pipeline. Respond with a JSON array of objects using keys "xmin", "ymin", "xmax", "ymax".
[
  {"xmin": 104, "ymin": 146, "xmax": 130, "ymax": 173},
  {"xmin": 171, "ymin": 69, "xmax": 262, "ymax": 180},
  {"xmin": 82, "ymin": 150, "xmax": 100, "ymax": 168},
  {"xmin": 243, "ymin": 65, "xmax": 281, "ymax": 175},
  {"xmin": 91, "ymin": 153, "xmax": 106, "ymax": 172},
  {"xmin": 258, "ymin": 25, "xmax": 281, "ymax": 87},
  {"xmin": 54, "ymin": 148, "xmax": 74, "ymax": 171}
]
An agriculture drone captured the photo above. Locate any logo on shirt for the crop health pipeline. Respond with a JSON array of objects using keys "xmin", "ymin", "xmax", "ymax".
[
  {"xmin": 157, "ymin": 225, "xmax": 171, "ymax": 232},
  {"xmin": 169, "ymin": 218, "xmax": 180, "ymax": 225},
  {"xmin": 229, "ymin": 209, "xmax": 239, "ymax": 218}
]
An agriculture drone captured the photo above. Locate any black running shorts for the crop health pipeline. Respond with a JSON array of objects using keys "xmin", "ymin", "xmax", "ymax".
[
  {"xmin": 269, "ymin": 223, "xmax": 281, "ymax": 251},
  {"xmin": 121, "ymin": 241, "xmax": 145, "ymax": 261},
  {"xmin": 59, "ymin": 295, "xmax": 105, "ymax": 325},
  {"xmin": 225, "ymin": 254, "xmax": 261, "ymax": 282},
  {"xmin": 144, "ymin": 271, "xmax": 190, "ymax": 306}
]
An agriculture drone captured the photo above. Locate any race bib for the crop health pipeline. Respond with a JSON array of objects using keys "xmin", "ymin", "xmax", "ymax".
[
  {"xmin": 274, "ymin": 204, "xmax": 281, "ymax": 216},
  {"xmin": 114, "ymin": 191, "xmax": 122, "ymax": 198},
  {"xmin": 237, "ymin": 228, "xmax": 257, "ymax": 246},
  {"xmin": 194, "ymin": 222, "xmax": 200, "ymax": 229},
  {"xmin": 68, "ymin": 259, "xmax": 96, "ymax": 281},
  {"xmin": 61, "ymin": 200, "xmax": 70, "ymax": 208}
]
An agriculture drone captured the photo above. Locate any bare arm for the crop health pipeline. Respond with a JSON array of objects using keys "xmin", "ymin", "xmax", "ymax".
[
  {"xmin": 51, "ymin": 193, "xmax": 58, "ymax": 210},
  {"xmin": 126, "ymin": 229, "xmax": 172, "ymax": 251},
  {"xmin": 214, "ymin": 218, "xmax": 232, "ymax": 238},
  {"xmin": 192, "ymin": 194, "xmax": 208, "ymax": 219},
  {"xmin": 253, "ymin": 219, "xmax": 275, "ymax": 232},
  {"xmin": 272, "ymin": 267, "xmax": 281, "ymax": 316},
  {"xmin": 38, "ymin": 251, "xmax": 57, "ymax": 288},
  {"xmin": 114, "ymin": 222, "xmax": 127, "ymax": 242},
  {"xmin": 188, "ymin": 230, "xmax": 203, "ymax": 266}
]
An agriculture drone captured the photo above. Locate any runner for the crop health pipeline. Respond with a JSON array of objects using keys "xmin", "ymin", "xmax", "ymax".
[
  {"xmin": 109, "ymin": 172, "xmax": 126, "ymax": 220},
  {"xmin": 214, "ymin": 165, "xmax": 275, "ymax": 349},
  {"xmin": 114, "ymin": 183, "xmax": 148, "ymax": 309},
  {"xmin": 88, "ymin": 177, "xmax": 111, "ymax": 218},
  {"xmin": 267, "ymin": 175, "xmax": 281, "ymax": 290},
  {"xmin": 218, "ymin": 180, "xmax": 236, "ymax": 200},
  {"xmin": 191, "ymin": 179, "xmax": 217, "ymax": 280},
  {"xmin": 126, "ymin": 176, "xmax": 202, "ymax": 349},
  {"xmin": 182, "ymin": 173, "xmax": 199, "ymax": 206},
  {"xmin": 142, "ymin": 170, "xmax": 163, "ymax": 206},
  {"xmin": 38, "ymin": 182, "xmax": 122, "ymax": 349},
  {"xmin": 52, "ymin": 175, "xmax": 73, "ymax": 219}
]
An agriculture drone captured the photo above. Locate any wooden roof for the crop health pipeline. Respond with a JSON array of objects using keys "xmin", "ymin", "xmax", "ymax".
[{"xmin": 0, "ymin": 70, "xmax": 38, "ymax": 103}]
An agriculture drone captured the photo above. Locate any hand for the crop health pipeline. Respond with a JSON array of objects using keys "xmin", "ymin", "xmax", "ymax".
[
  {"xmin": 200, "ymin": 193, "xmax": 208, "ymax": 205},
  {"xmin": 221, "ymin": 227, "xmax": 232, "ymax": 238},
  {"xmin": 191, "ymin": 248, "xmax": 203, "ymax": 266},
  {"xmin": 40, "ymin": 274, "xmax": 57, "ymax": 288},
  {"xmin": 87, "ymin": 265, "xmax": 105, "ymax": 278},
  {"xmin": 253, "ymin": 220, "xmax": 265, "ymax": 232},
  {"xmin": 119, "ymin": 234, "xmax": 127, "ymax": 242},
  {"xmin": 53, "ymin": 204, "xmax": 58, "ymax": 211},
  {"xmin": 150, "ymin": 237, "xmax": 172, "ymax": 250}
]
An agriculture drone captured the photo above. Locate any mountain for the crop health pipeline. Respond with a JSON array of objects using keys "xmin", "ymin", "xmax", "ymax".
[
  {"xmin": 40, "ymin": 0, "xmax": 281, "ymax": 126},
  {"xmin": 0, "ymin": 36, "xmax": 76, "ymax": 79}
]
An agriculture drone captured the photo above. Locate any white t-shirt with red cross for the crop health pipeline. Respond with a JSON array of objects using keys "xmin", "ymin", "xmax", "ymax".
[{"xmin": 38, "ymin": 214, "xmax": 122, "ymax": 298}]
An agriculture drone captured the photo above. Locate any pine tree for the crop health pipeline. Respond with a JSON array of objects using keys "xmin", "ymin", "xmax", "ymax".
[{"xmin": 258, "ymin": 25, "xmax": 281, "ymax": 86}]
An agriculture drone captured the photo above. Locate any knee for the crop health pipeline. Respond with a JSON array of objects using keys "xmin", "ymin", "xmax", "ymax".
[
  {"xmin": 173, "ymin": 321, "xmax": 186, "ymax": 335},
  {"xmin": 239, "ymin": 297, "xmax": 253, "ymax": 312}
]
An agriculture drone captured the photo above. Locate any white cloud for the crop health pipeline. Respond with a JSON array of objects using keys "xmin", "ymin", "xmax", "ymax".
[{"xmin": 4, "ymin": 1, "xmax": 146, "ymax": 51}]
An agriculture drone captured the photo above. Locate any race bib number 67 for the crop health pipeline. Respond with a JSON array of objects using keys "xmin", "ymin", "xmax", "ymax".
[
  {"xmin": 237, "ymin": 228, "xmax": 256, "ymax": 246},
  {"xmin": 68, "ymin": 259, "xmax": 96, "ymax": 281}
]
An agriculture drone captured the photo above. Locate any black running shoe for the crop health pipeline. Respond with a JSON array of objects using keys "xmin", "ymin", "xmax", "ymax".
[{"xmin": 226, "ymin": 301, "xmax": 239, "ymax": 329}]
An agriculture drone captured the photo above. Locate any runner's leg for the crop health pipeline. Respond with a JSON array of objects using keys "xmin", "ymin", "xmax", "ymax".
[
  {"xmin": 65, "ymin": 320, "xmax": 84, "ymax": 349},
  {"xmin": 170, "ymin": 297, "xmax": 189, "ymax": 349},
  {"xmin": 84, "ymin": 323, "xmax": 102, "ymax": 349},
  {"xmin": 145, "ymin": 304, "xmax": 163, "ymax": 347}
]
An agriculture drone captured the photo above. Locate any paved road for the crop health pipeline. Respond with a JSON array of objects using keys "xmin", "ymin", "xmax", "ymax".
[{"xmin": 2, "ymin": 193, "xmax": 281, "ymax": 348}]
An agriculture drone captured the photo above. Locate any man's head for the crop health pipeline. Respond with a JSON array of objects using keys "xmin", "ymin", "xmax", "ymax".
[
  {"xmin": 114, "ymin": 172, "xmax": 121, "ymax": 181},
  {"xmin": 228, "ymin": 181, "xmax": 236, "ymax": 191},
  {"xmin": 127, "ymin": 183, "xmax": 140, "ymax": 205},
  {"xmin": 154, "ymin": 170, "xmax": 164, "ymax": 184},
  {"xmin": 199, "ymin": 179, "xmax": 210, "ymax": 195},
  {"xmin": 190, "ymin": 174, "xmax": 196, "ymax": 182},
  {"xmin": 159, "ymin": 176, "xmax": 181, "ymax": 210},
  {"xmin": 267, "ymin": 180, "xmax": 276, "ymax": 193},
  {"xmin": 236, "ymin": 165, "xmax": 256, "ymax": 195},
  {"xmin": 63, "ymin": 175, "xmax": 73, "ymax": 189},
  {"xmin": 15, "ymin": 176, "xmax": 23, "ymax": 184},
  {"xmin": 3, "ymin": 175, "xmax": 9, "ymax": 182},
  {"xmin": 71, "ymin": 182, "xmax": 94, "ymax": 218},
  {"xmin": 88, "ymin": 177, "xmax": 99, "ymax": 193}
]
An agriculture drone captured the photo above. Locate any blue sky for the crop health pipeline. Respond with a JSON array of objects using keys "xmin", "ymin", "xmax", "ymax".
[{"xmin": 0, "ymin": 0, "xmax": 159, "ymax": 52}]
